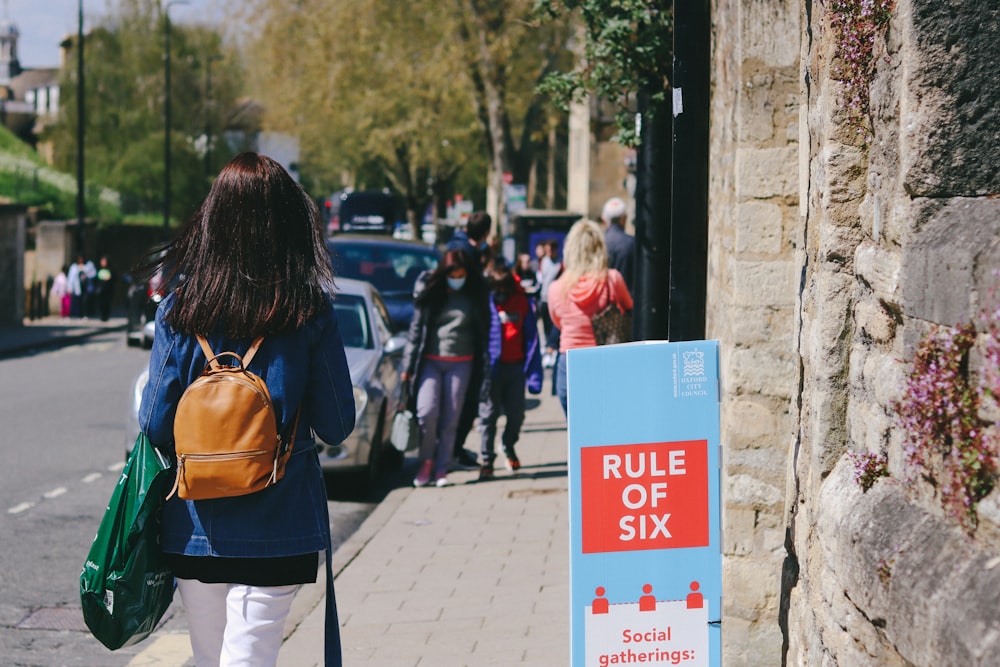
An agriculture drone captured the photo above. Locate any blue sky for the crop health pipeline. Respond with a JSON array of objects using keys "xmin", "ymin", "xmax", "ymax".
[{"xmin": 8, "ymin": 0, "xmax": 218, "ymax": 68}]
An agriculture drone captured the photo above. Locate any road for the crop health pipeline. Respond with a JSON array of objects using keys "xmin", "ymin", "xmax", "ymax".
[{"xmin": 0, "ymin": 331, "xmax": 397, "ymax": 666}]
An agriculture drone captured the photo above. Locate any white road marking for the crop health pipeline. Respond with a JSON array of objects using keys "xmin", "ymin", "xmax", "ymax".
[
  {"xmin": 82, "ymin": 473, "xmax": 102, "ymax": 484},
  {"xmin": 43, "ymin": 487, "xmax": 67, "ymax": 499},
  {"xmin": 108, "ymin": 461, "xmax": 125, "ymax": 472},
  {"xmin": 7, "ymin": 502, "xmax": 34, "ymax": 514}
]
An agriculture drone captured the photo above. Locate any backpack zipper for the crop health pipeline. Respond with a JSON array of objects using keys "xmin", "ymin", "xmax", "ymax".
[
  {"xmin": 179, "ymin": 450, "xmax": 269, "ymax": 461},
  {"xmin": 167, "ymin": 449, "xmax": 275, "ymax": 500}
]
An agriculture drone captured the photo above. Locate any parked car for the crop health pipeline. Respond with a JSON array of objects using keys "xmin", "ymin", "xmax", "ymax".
[
  {"xmin": 125, "ymin": 278, "xmax": 411, "ymax": 489},
  {"xmin": 123, "ymin": 269, "xmax": 169, "ymax": 348},
  {"xmin": 327, "ymin": 235, "xmax": 440, "ymax": 332}
]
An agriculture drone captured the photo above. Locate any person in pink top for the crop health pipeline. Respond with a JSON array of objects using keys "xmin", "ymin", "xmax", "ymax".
[{"xmin": 548, "ymin": 220, "xmax": 633, "ymax": 414}]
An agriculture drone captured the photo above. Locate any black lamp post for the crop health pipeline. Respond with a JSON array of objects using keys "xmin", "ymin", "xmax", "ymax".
[
  {"xmin": 163, "ymin": 0, "xmax": 188, "ymax": 235},
  {"xmin": 76, "ymin": 0, "xmax": 85, "ymax": 252},
  {"xmin": 204, "ymin": 54, "xmax": 222, "ymax": 179}
]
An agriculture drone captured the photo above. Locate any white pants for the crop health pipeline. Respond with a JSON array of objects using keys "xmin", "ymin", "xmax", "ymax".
[{"xmin": 176, "ymin": 578, "xmax": 299, "ymax": 667}]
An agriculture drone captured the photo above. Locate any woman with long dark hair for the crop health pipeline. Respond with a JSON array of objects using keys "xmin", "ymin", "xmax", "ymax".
[
  {"xmin": 401, "ymin": 249, "xmax": 490, "ymax": 487},
  {"xmin": 139, "ymin": 153, "xmax": 355, "ymax": 666}
]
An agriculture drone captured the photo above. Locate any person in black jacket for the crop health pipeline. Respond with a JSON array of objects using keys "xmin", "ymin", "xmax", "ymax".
[
  {"xmin": 602, "ymin": 196, "xmax": 635, "ymax": 293},
  {"xmin": 401, "ymin": 249, "xmax": 490, "ymax": 487},
  {"xmin": 446, "ymin": 211, "xmax": 493, "ymax": 468}
]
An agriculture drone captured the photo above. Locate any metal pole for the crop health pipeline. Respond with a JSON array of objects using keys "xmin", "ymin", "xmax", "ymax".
[
  {"xmin": 163, "ymin": 1, "xmax": 188, "ymax": 235},
  {"xmin": 204, "ymin": 54, "xmax": 221, "ymax": 179},
  {"xmin": 668, "ymin": 0, "xmax": 710, "ymax": 342},
  {"xmin": 632, "ymin": 88, "xmax": 672, "ymax": 342},
  {"xmin": 76, "ymin": 0, "xmax": 85, "ymax": 253}
]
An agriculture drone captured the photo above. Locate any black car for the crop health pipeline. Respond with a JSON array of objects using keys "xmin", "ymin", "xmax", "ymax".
[
  {"xmin": 327, "ymin": 235, "xmax": 440, "ymax": 332},
  {"xmin": 327, "ymin": 191, "xmax": 403, "ymax": 235}
]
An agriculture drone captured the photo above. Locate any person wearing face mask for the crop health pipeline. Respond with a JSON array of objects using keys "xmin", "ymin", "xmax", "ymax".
[
  {"xmin": 401, "ymin": 249, "xmax": 490, "ymax": 487},
  {"xmin": 477, "ymin": 261, "xmax": 543, "ymax": 480}
]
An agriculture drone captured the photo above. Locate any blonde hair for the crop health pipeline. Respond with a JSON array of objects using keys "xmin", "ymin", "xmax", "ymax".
[{"xmin": 559, "ymin": 219, "xmax": 607, "ymax": 297}]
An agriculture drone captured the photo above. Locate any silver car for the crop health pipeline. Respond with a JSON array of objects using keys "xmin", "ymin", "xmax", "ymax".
[{"xmin": 125, "ymin": 278, "xmax": 411, "ymax": 490}]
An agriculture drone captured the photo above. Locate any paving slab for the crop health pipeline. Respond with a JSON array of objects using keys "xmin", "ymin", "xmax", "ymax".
[{"xmin": 279, "ymin": 379, "xmax": 570, "ymax": 666}]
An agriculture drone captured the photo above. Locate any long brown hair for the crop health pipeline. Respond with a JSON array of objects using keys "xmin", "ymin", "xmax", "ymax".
[{"xmin": 152, "ymin": 152, "xmax": 334, "ymax": 338}]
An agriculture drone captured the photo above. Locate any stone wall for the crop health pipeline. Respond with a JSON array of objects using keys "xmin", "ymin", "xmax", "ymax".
[
  {"xmin": 709, "ymin": 0, "xmax": 1000, "ymax": 664},
  {"xmin": 787, "ymin": 0, "xmax": 1000, "ymax": 661},
  {"xmin": 706, "ymin": 0, "xmax": 800, "ymax": 663}
]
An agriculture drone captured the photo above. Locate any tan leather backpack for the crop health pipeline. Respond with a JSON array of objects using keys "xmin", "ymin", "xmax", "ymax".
[{"xmin": 167, "ymin": 336, "xmax": 299, "ymax": 501}]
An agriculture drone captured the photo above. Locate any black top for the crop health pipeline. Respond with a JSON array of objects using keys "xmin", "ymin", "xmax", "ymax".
[{"xmin": 166, "ymin": 552, "xmax": 319, "ymax": 586}]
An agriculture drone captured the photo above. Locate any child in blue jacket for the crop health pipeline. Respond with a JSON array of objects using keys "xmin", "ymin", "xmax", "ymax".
[{"xmin": 478, "ymin": 261, "xmax": 543, "ymax": 480}]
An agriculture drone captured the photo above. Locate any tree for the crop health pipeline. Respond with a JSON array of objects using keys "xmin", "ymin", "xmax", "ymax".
[
  {"xmin": 535, "ymin": 1, "xmax": 677, "ymax": 341},
  {"xmin": 241, "ymin": 0, "xmax": 484, "ymax": 224},
  {"xmin": 451, "ymin": 0, "xmax": 575, "ymax": 232},
  {"xmin": 239, "ymin": 0, "xmax": 573, "ymax": 232},
  {"xmin": 535, "ymin": 0, "xmax": 673, "ymax": 147},
  {"xmin": 46, "ymin": 0, "xmax": 243, "ymax": 222}
]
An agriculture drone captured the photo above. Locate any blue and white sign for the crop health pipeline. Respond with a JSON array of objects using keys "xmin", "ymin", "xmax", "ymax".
[{"xmin": 568, "ymin": 340, "xmax": 722, "ymax": 667}]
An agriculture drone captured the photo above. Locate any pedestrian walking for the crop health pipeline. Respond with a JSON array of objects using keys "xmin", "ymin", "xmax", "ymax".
[
  {"xmin": 602, "ymin": 196, "xmax": 635, "ymax": 292},
  {"xmin": 95, "ymin": 256, "xmax": 115, "ymax": 321},
  {"xmin": 67, "ymin": 255, "xmax": 95, "ymax": 318},
  {"xmin": 51, "ymin": 265, "xmax": 69, "ymax": 318},
  {"xmin": 446, "ymin": 209, "xmax": 492, "ymax": 272},
  {"xmin": 548, "ymin": 220, "xmax": 633, "ymax": 415},
  {"xmin": 448, "ymin": 211, "xmax": 494, "ymax": 469},
  {"xmin": 138, "ymin": 152, "xmax": 356, "ymax": 667},
  {"xmin": 478, "ymin": 262, "xmax": 543, "ymax": 480},
  {"xmin": 537, "ymin": 239, "xmax": 562, "ymax": 365},
  {"xmin": 401, "ymin": 248, "xmax": 490, "ymax": 487},
  {"xmin": 513, "ymin": 253, "xmax": 539, "ymax": 296}
]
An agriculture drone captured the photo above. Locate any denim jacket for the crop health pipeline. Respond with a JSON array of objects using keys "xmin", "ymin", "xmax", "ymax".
[{"xmin": 139, "ymin": 293, "xmax": 356, "ymax": 558}]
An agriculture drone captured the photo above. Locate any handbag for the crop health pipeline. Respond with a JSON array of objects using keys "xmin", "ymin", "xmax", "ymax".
[
  {"xmin": 390, "ymin": 382, "xmax": 419, "ymax": 452},
  {"xmin": 80, "ymin": 433, "xmax": 175, "ymax": 650},
  {"xmin": 591, "ymin": 279, "xmax": 633, "ymax": 346}
]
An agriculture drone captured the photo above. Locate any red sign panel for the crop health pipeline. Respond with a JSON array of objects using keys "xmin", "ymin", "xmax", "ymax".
[{"xmin": 580, "ymin": 441, "xmax": 709, "ymax": 554}]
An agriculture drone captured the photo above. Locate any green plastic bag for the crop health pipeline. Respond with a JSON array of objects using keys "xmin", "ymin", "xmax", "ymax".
[{"xmin": 80, "ymin": 433, "xmax": 175, "ymax": 650}]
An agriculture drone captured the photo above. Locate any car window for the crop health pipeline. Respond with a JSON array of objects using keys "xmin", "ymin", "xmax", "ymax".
[
  {"xmin": 329, "ymin": 243, "xmax": 438, "ymax": 295},
  {"xmin": 333, "ymin": 295, "xmax": 372, "ymax": 349}
]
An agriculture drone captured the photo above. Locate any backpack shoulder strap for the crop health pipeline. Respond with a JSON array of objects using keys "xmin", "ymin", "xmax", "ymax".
[
  {"xmin": 242, "ymin": 337, "xmax": 265, "ymax": 367},
  {"xmin": 196, "ymin": 335, "xmax": 220, "ymax": 370}
]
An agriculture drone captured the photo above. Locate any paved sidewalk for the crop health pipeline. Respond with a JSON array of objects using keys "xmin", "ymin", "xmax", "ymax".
[
  {"xmin": 279, "ymin": 386, "xmax": 571, "ymax": 667},
  {"xmin": 0, "ymin": 316, "xmax": 128, "ymax": 357}
]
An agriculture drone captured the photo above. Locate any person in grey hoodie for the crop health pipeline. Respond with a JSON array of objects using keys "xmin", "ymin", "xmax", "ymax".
[{"xmin": 401, "ymin": 249, "xmax": 490, "ymax": 487}]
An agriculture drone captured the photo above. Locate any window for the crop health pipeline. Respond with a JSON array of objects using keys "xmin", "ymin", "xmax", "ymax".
[
  {"xmin": 329, "ymin": 243, "xmax": 438, "ymax": 296},
  {"xmin": 333, "ymin": 295, "xmax": 372, "ymax": 349}
]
